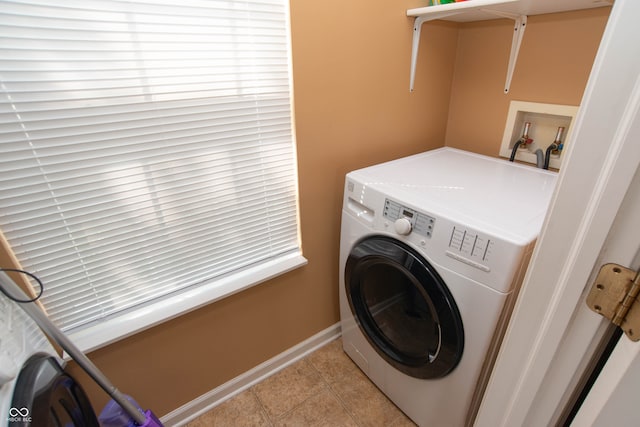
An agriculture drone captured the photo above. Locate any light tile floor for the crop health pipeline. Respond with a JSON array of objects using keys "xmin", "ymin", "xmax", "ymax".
[{"xmin": 186, "ymin": 338, "xmax": 417, "ymax": 427}]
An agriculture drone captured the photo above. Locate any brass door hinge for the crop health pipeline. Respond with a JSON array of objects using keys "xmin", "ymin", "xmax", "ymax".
[{"xmin": 587, "ymin": 263, "xmax": 640, "ymax": 341}]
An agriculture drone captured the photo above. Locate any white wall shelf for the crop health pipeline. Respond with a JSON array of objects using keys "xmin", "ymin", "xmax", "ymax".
[{"xmin": 406, "ymin": 0, "xmax": 614, "ymax": 92}]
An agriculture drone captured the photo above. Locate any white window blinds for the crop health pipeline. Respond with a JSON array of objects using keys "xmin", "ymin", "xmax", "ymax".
[{"xmin": 0, "ymin": 0, "xmax": 302, "ymax": 348}]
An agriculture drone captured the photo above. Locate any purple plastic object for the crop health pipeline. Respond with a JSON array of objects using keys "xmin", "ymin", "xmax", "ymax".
[
  {"xmin": 99, "ymin": 396, "xmax": 164, "ymax": 427},
  {"xmin": 99, "ymin": 396, "xmax": 142, "ymax": 427},
  {"xmin": 139, "ymin": 410, "xmax": 164, "ymax": 427}
]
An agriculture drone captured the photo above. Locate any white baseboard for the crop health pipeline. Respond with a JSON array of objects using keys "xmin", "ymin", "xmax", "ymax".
[{"xmin": 161, "ymin": 323, "xmax": 342, "ymax": 426}]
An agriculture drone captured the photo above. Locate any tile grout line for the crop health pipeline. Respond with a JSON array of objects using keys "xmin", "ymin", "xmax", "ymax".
[
  {"xmin": 250, "ymin": 356, "xmax": 333, "ymax": 426},
  {"xmin": 269, "ymin": 383, "xmax": 335, "ymax": 426},
  {"xmin": 257, "ymin": 345, "xmax": 365, "ymax": 427},
  {"xmin": 248, "ymin": 388, "xmax": 276, "ymax": 427},
  {"xmin": 326, "ymin": 381, "xmax": 366, "ymax": 427},
  {"xmin": 304, "ymin": 346, "xmax": 365, "ymax": 427}
]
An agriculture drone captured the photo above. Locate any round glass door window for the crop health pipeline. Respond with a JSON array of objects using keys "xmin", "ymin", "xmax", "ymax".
[{"xmin": 345, "ymin": 236, "xmax": 464, "ymax": 379}]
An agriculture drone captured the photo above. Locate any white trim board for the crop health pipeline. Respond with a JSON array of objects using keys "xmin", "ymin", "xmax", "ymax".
[
  {"xmin": 161, "ymin": 323, "xmax": 342, "ymax": 427},
  {"xmin": 475, "ymin": 0, "xmax": 640, "ymax": 425}
]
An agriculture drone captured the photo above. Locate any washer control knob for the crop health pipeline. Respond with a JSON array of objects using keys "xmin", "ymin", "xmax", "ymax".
[{"xmin": 394, "ymin": 218, "xmax": 412, "ymax": 235}]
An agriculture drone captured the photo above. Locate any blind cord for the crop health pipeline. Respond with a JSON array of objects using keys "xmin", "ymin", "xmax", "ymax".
[{"xmin": 0, "ymin": 268, "xmax": 44, "ymax": 303}]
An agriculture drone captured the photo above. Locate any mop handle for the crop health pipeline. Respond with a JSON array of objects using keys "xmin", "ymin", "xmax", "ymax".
[{"xmin": 0, "ymin": 271, "xmax": 147, "ymax": 426}]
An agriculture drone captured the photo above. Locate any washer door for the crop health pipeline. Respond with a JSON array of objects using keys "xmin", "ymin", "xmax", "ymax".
[{"xmin": 345, "ymin": 235, "xmax": 464, "ymax": 379}]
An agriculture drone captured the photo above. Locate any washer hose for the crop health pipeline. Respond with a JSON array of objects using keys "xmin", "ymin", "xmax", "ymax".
[
  {"xmin": 535, "ymin": 149, "xmax": 545, "ymax": 168},
  {"xmin": 544, "ymin": 127, "xmax": 565, "ymax": 170},
  {"xmin": 509, "ymin": 139, "xmax": 523, "ymax": 161},
  {"xmin": 544, "ymin": 143, "xmax": 558, "ymax": 170},
  {"xmin": 510, "ymin": 122, "xmax": 532, "ymax": 162}
]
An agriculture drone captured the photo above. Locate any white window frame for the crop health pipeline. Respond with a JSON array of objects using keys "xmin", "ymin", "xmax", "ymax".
[{"xmin": 0, "ymin": 0, "xmax": 305, "ymax": 353}]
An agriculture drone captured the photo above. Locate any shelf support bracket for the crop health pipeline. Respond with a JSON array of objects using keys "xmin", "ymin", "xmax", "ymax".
[
  {"xmin": 409, "ymin": 11, "xmax": 527, "ymax": 94},
  {"xmin": 410, "ymin": 11, "xmax": 462, "ymax": 92},
  {"xmin": 487, "ymin": 11, "xmax": 527, "ymax": 93},
  {"xmin": 409, "ymin": 16, "xmax": 427, "ymax": 93}
]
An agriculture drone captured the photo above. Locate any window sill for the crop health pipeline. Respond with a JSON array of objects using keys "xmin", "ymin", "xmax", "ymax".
[{"xmin": 67, "ymin": 252, "xmax": 308, "ymax": 354}]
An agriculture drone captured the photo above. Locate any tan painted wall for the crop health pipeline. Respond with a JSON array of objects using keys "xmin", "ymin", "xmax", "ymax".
[
  {"xmin": 58, "ymin": 3, "xmax": 610, "ymax": 420},
  {"xmin": 65, "ymin": 0, "xmax": 458, "ymax": 416},
  {"xmin": 445, "ymin": 8, "xmax": 610, "ymax": 155}
]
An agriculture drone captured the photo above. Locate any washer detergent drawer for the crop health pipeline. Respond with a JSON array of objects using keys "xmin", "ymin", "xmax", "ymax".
[{"xmin": 345, "ymin": 197, "xmax": 374, "ymax": 224}]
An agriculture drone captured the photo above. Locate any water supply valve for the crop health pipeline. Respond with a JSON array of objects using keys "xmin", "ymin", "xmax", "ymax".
[{"xmin": 499, "ymin": 101, "xmax": 578, "ymax": 170}]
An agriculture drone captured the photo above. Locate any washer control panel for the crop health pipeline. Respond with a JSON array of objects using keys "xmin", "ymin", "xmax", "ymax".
[{"xmin": 383, "ymin": 199, "xmax": 435, "ymax": 238}]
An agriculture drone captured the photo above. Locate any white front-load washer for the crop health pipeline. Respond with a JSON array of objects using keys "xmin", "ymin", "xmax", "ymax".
[{"xmin": 339, "ymin": 147, "xmax": 557, "ymax": 426}]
